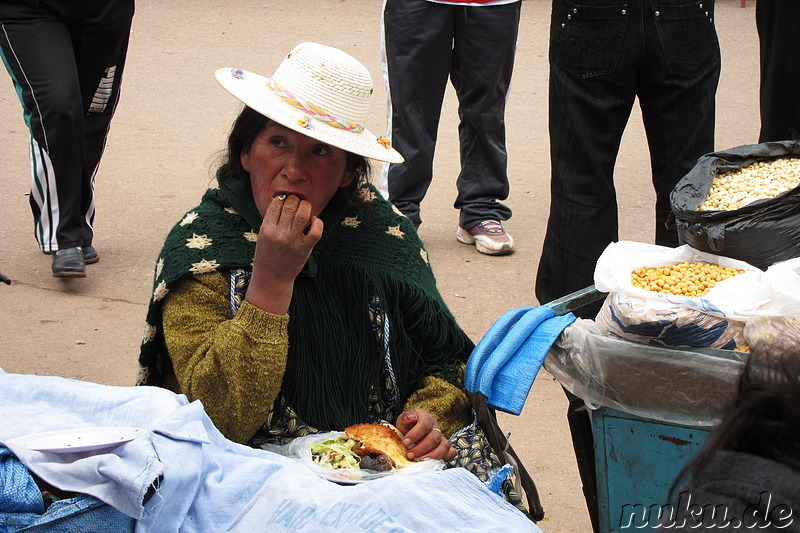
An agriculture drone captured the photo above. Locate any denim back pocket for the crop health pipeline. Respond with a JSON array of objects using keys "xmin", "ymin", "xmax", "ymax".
[
  {"xmin": 652, "ymin": 1, "xmax": 720, "ymax": 77},
  {"xmin": 550, "ymin": 0, "xmax": 628, "ymax": 79}
]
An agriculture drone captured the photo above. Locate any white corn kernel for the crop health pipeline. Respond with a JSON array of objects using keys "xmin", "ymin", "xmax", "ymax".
[{"xmin": 697, "ymin": 157, "xmax": 800, "ymax": 211}]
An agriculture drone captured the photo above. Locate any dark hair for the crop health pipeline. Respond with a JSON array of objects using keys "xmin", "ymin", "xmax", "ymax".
[
  {"xmin": 672, "ymin": 347, "xmax": 800, "ymax": 493},
  {"xmin": 216, "ymin": 106, "xmax": 372, "ymax": 195}
]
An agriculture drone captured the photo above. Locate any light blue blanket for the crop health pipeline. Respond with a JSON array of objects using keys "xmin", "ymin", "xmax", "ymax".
[{"xmin": 0, "ymin": 370, "xmax": 541, "ymax": 532}]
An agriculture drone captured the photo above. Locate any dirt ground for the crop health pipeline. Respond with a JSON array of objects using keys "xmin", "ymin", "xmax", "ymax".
[{"xmin": 0, "ymin": 1, "xmax": 761, "ymax": 531}]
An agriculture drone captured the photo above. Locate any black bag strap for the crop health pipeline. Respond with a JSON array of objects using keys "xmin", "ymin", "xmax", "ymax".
[{"xmin": 467, "ymin": 391, "xmax": 545, "ymax": 522}]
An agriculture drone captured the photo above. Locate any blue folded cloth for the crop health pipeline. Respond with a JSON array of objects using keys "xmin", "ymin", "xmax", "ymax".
[
  {"xmin": 465, "ymin": 306, "xmax": 534, "ymax": 392},
  {"xmin": 466, "ymin": 306, "xmax": 576, "ymax": 415},
  {"xmin": 0, "ymin": 446, "xmax": 43, "ymax": 515}
]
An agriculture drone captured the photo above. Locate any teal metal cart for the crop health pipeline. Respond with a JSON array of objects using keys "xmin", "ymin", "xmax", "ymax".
[
  {"xmin": 592, "ymin": 408, "xmax": 710, "ymax": 531},
  {"xmin": 544, "ymin": 286, "xmax": 747, "ymax": 532}
]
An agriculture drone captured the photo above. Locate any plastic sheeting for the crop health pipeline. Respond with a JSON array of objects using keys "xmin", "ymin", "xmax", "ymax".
[
  {"xmin": 544, "ymin": 319, "xmax": 747, "ymax": 427},
  {"xmin": 595, "ymin": 291, "xmax": 749, "ymax": 351},
  {"xmin": 745, "ymin": 313, "xmax": 800, "ymax": 359}
]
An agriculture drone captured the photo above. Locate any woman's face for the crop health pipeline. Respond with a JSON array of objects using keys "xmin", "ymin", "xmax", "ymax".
[{"xmin": 242, "ymin": 123, "xmax": 355, "ymax": 217}]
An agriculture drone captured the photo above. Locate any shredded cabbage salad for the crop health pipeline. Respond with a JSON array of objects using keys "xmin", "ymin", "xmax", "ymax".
[{"xmin": 310, "ymin": 436, "xmax": 361, "ymax": 469}]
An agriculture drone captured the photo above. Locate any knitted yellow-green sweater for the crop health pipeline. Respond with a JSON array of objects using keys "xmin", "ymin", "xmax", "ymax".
[{"xmin": 163, "ymin": 272, "xmax": 472, "ymax": 444}]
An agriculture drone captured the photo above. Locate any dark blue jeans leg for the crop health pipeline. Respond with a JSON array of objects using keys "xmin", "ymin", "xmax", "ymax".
[
  {"xmin": 536, "ymin": 0, "xmax": 635, "ymax": 314},
  {"xmin": 639, "ymin": 0, "xmax": 720, "ymax": 246},
  {"xmin": 383, "ymin": 0, "xmax": 454, "ymax": 227},
  {"xmin": 451, "ymin": 2, "xmax": 520, "ymax": 229}
]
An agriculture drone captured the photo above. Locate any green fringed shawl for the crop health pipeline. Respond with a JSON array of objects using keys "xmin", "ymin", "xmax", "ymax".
[{"xmin": 137, "ymin": 180, "xmax": 474, "ymax": 430}]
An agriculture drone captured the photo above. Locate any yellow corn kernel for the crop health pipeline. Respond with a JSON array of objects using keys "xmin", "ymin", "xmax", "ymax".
[{"xmin": 630, "ymin": 262, "xmax": 745, "ymax": 297}]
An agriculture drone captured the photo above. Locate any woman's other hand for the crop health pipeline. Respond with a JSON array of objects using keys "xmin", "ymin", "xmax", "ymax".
[
  {"xmin": 245, "ymin": 194, "xmax": 322, "ymax": 314},
  {"xmin": 395, "ymin": 408, "xmax": 456, "ymax": 462}
]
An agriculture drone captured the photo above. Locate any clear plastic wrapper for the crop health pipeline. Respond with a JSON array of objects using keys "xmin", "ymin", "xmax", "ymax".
[
  {"xmin": 595, "ymin": 292, "xmax": 749, "ymax": 351},
  {"xmin": 260, "ymin": 431, "xmax": 445, "ymax": 484},
  {"xmin": 761, "ymin": 257, "xmax": 800, "ymax": 316},
  {"xmin": 544, "ymin": 319, "xmax": 747, "ymax": 427},
  {"xmin": 743, "ymin": 258, "xmax": 800, "ymax": 357},
  {"xmin": 744, "ymin": 314, "xmax": 800, "ymax": 359}
]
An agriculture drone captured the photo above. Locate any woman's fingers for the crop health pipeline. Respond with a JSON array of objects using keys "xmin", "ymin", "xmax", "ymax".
[
  {"xmin": 304, "ymin": 217, "xmax": 324, "ymax": 244},
  {"xmin": 264, "ymin": 193, "xmax": 288, "ymax": 224},
  {"xmin": 262, "ymin": 195, "xmax": 317, "ymax": 243},
  {"xmin": 268, "ymin": 194, "xmax": 299, "ymax": 227},
  {"xmin": 267, "ymin": 195, "xmax": 319, "ymax": 239},
  {"xmin": 404, "ymin": 426, "xmax": 454, "ymax": 461},
  {"xmin": 253, "ymin": 195, "xmax": 321, "ymax": 280},
  {"xmin": 396, "ymin": 409, "xmax": 420, "ymax": 437},
  {"xmin": 288, "ymin": 197, "xmax": 313, "ymax": 235},
  {"xmin": 442, "ymin": 435, "xmax": 457, "ymax": 462},
  {"xmin": 396, "ymin": 410, "xmax": 455, "ymax": 461},
  {"xmin": 264, "ymin": 194, "xmax": 301, "ymax": 223}
]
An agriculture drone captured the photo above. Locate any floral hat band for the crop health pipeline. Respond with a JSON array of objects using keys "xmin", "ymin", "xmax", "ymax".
[
  {"xmin": 266, "ymin": 78, "xmax": 365, "ymax": 134},
  {"xmin": 214, "ymin": 42, "xmax": 404, "ymax": 164}
]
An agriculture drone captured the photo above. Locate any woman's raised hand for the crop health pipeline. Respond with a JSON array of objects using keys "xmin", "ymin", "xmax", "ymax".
[
  {"xmin": 245, "ymin": 195, "xmax": 322, "ymax": 314},
  {"xmin": 395, "ymin": 408, "xmax": 456, "ymax": 462}
]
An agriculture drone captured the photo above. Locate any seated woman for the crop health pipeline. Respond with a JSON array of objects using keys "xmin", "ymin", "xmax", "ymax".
[{"xmin": 136, "ymin": 42, "xmax": 521, "ymax": 506}]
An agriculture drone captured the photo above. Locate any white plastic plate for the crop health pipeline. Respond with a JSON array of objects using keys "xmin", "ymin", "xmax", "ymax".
[{"xmin": 14, "ymin": 427, "xmax": 147, "ymax": 454}]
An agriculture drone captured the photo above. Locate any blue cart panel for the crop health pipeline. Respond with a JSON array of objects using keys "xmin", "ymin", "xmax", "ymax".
[{"xmin": 593, "ymin": 407, "xmax": 711, "ymax": 531}]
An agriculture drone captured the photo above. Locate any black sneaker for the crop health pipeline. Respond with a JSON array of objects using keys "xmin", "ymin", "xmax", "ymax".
[
  {"xmin": 44, "ymin": 245, "xmax": 98, "ymax": 264},
  {"xmin": 82, "ymin": 245, "xmax": 99, "ymax": 264},
  {"xmin": 52, "ymin": 248, "xmax": 86, "ymax": 278}
]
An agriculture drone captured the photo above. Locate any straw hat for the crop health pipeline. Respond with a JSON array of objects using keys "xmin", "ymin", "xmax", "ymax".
[{"xmin": 215, "ymin": 42, "xmax": 403, "ymax": 164}]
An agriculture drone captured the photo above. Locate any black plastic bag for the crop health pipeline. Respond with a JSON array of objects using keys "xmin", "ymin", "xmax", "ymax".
[{"xmin": 670, "ymin": 140, "xmax": 800, "ymax": 270}]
